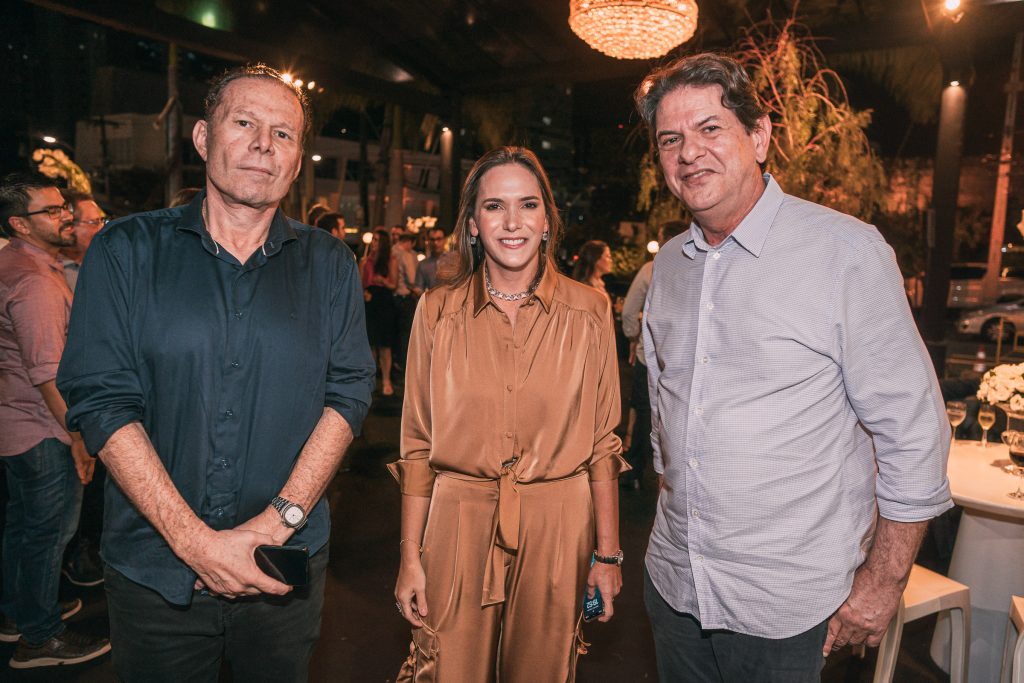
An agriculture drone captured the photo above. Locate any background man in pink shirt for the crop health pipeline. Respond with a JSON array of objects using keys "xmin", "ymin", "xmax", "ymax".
[{"xmin": 0, "ymin": 171, "xmax": 108, "ymax": 669}]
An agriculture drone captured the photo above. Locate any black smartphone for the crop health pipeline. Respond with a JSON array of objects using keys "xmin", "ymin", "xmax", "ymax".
[
  {"xmin": 254, "ymin": 545, "xmax": 309, "ymax": 586},
  {"xmin": 582, "ymin": 586, "xmax": 605, "ymax": 622}
]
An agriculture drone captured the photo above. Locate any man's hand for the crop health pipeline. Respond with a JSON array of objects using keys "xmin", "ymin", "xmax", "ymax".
[
  {"xmin": 183, "ymin": 527, "xmax": 291, "ymax": 599},
  {"xmin": 586, "ymin": 561, "xmax": 623, "ymax": 623},
  {"xmin": 70, "ymin": 438, "xmax": 95, "ymax": 485},
  {"xmin": 236, "ymin": 507, "xmax": 293, "ymax": 547},
  {"xmin": 823, "ymin": 564, "xmax": 902, "ymax": 655}
]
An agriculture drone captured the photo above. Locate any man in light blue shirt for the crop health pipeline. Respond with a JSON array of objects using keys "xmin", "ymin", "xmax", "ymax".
[{"xmin": 636, "ymin": 53, "xmax": 952, "ymax": 681}]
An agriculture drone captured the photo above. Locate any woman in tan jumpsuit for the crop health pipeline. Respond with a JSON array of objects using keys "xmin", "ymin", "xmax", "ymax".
[{"xmin": 390, "ymin": 147, "xmax": 627, "ymax": 682}]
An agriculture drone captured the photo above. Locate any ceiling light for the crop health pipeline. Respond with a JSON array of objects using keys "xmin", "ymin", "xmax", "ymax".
[{"xmin": 569, "ymin": 0, "xmax": 698, "ymax": 60}]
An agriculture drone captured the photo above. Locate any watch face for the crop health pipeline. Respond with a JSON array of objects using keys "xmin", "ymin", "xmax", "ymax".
[{"xmin": 284, "ymin": 506, "xmax": 304, "ymax": 525}]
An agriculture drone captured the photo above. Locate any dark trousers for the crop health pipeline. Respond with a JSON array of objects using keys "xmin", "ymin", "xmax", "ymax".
[
  {"xmin": 394, "ymin": 294, "xmax": 417, "ymax": 367},
  {"xmin": 625, "ymin": 362, "xmax": 652, "ymax": 482},
  {"xmin": 644, "ymin": 567, "xmax": 828, "ymax": 683},
  {"xmin": 0, "ymin": 438, "xmax": 82, "ymax": 643},
  {"xmin": 105, "ymin": 548, "xmax": 328, "ymax": 683}
]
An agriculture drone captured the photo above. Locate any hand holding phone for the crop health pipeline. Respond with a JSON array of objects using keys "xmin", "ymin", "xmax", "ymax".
[
  {"xmin": 582, "ymin": 554, "xmax": 605, "ymax": 622},
  {"xmin": 583, "ymin": 586, "xmax": 605, "ymax": 622},
  {"xmin": 254, "ymin": 545, "xmax": 309, "ymax": 587}
]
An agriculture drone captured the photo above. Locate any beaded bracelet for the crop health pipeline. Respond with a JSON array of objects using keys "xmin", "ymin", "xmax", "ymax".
[{"xmin": 400, "ymin": 538, "xmax": 423, "ymax": 553}]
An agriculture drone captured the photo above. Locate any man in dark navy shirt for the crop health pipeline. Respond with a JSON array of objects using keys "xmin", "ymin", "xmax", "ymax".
[{"xmin": 57, "ymin": 64, "xmax": 375, "ymax": 682}]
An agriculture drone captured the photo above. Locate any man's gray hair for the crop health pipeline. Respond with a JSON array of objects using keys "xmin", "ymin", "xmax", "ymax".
[{"xmin": 204, "ymin": 63, "xmax": 313, "ymax": 148}]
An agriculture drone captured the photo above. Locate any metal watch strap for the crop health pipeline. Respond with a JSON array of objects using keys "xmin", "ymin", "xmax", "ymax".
[{"xmin": 270, "ymin": 496, "xmax": 307, "ymax": 530}]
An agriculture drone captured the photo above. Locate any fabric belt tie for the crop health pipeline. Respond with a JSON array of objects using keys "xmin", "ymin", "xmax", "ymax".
[{"xmin": 482, "ymin": 457, "xmax": 521, "ymax": 607}]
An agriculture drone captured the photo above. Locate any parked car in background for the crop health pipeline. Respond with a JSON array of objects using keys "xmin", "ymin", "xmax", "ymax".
[
  {"xmin": 947, "ymin": 263, "xmax": 1024, "ymax": 309},
  {"xmin": 958, "ymin": 296, "xmax": 1024, "ymax": 341}
]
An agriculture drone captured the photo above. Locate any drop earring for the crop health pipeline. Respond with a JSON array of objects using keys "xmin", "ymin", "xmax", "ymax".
[
  {"xmin": 470, "ymin": 235, "xmax": 477, "ymax": 245},
  {"xmin": 541, "ymin": 231, "xmax": 549, "ymax": 242}
]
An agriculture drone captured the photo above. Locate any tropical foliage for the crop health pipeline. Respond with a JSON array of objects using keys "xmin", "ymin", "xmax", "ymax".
[{"xmin": 734, "ymin": 17, "xmax": 886, "ymax": 221}]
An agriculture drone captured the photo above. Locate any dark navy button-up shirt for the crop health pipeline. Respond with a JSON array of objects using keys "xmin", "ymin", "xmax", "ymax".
[{"xmin": 57, "ymin": 193, "xmax": 375, "ymax": 605}]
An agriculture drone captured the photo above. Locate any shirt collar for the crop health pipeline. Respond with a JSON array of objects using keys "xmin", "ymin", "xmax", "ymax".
[
  {"xmin": 176, "ymin": 190, "xmax": 297, "ymax": 258},
  {"xmin": 471, "ymin": 259, "xmax": 557, "ymax": 317},
  {"xmin": 8, "ymin": 237, "xmax": 64, "ymax": 274},
  {"xmin": 682, "ymin": 174, "xmax": 784, "ymax": 259}
]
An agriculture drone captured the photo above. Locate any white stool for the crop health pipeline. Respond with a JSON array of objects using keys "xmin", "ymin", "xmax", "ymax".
[
  {"xmin": 873, "ymin": 564, "xmax": 970, "ymax": 683},
  {"xmin": 999, "ymin": 595, "xmax": 1024, "ymax": 683}
]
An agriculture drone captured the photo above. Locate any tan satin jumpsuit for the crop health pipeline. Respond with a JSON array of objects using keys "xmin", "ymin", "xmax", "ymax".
[{"xmin": 389, "ymin": 266, "xmax": 626, "ymax": 682}]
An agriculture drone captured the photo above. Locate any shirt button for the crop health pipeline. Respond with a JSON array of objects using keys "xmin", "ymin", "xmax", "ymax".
[
  {"xmin": 234, "ymin": 311, "xmax": 243, "ymax": 319},
  {"xmin": 231, "ymin": 361, "xmax": 240, "ymax": 368},
  {"xmin": 214, "ymin": 507, "xmax": 224, "ymax": 517},
  {"xmin": 706, "ymin": 302, "xmax": 714, "ymax": 311},
  {"xmin": 218, "ymin": 458, "xmax": 229, "ymax": 469},
  {"xmin": 712, "ymin": 252, "xmax": 721, "ymax": 260},
  {"xmin": 696, "ymin": 554, "xmax": 704, "ymax": 563},
  {"xmin": 694, "ymin": 407, "xmax": 703, "ymax": 416},
  {"xmin": 224, "ymin": 409, "xmax": 234, "ymax": 418},
  {"xmin": 692, "ymin": 508, "xmax": 700, "ymax": 519},
  {"xmin": 701, "ymin": 356, "xmax": 709, "ymax": 364},
  {"xmin": 689, "ymin": 458, "xmax": 698, "ymax": 468}
]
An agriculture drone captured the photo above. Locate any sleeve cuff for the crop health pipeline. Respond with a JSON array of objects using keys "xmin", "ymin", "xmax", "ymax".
[
  {"xmin": 326, "ymin": 398, "xmax": 370, "ymax": 437},
  {"xmin": 75, "ymin": 409, "xmax": 142, "ymax": 455},
  {"xmin": 27, "ymin": 361, "xmax": 59, "ymax": 387},
  {"xmin": 877, "ymin": 497, "xmax": 954, "ymax": 523},
  {"xmin": 588, "ymin": 453, "xmax": 631, "ymax": 481},
  {"xmin": 387, "ymin": 458, "xmax": 436, "ymax": 497}
]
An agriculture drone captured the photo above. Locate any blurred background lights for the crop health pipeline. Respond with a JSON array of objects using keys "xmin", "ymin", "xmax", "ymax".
[
  {"xmin": 647, "ymin": 240, "xmax": 660, "ymax": 254},
  {"xmin": 42, "ymin": 135, "xmax": 57, "ymax": 144},
  {"xmin": 362, "ymin": 232, "xmax": 373, "ymax": 245},
  {"xmin": 311, "ymin": 154, "xmax": 322, "ymax": 162}
]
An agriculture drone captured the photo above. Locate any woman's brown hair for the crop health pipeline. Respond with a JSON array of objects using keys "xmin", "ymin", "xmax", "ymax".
[{"xmin": 441, "ymin": 146, "xmax": 563, "ymax": 288}]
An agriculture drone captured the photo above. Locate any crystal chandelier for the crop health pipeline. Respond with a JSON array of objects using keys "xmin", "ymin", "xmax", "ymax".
[{"xmin": 568, "ymin": 1, "xmax": 699, "ymax": 60}]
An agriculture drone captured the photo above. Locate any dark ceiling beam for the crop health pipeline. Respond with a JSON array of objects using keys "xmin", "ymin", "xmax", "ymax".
[{"xmin": 25, "ymin": 0, "xmax": 453, "ymax": 116}]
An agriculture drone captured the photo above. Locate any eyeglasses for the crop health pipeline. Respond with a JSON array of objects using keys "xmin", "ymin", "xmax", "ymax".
[
  {"xmin": 21, "ymin": 203, "xmax": 72, "ymax": 219},
  {"xmin": 73, "ymin": 217, "xmax": 108, "ymax": 228}
]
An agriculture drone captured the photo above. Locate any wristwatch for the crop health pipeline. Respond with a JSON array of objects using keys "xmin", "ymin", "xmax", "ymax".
[
  {"xmin": 270, "ymin": 496, "xmax": 307, "ymax": 530},
  {"xmin": 593, "ymin": 549, "xmax": 624, "ymax": 566}
]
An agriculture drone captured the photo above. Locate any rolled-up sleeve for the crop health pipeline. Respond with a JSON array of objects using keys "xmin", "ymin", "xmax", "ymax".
[
  {"xmin": 9, "ymin": 275, "xmax": 69, "ymax": 387},
  {"xmin": 388, "ymin": 296, "xmax": 437, "ymax": 496},
  {"xmin": 588, "ymin": 302, "xmax": 628, "ymax": 481},
  {"xmin": 837, "ymin": 241, "xmax": 953, "ymax": 522},
  {"xmin": 57, "ymin": 232, "xmax": 145, "ymax": 455},
  {"xmin": 324, "ymin": 253, "xmax": 376, "ymax": 435}
]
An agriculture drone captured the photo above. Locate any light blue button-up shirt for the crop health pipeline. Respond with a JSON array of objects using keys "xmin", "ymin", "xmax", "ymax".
[{"xmin": 643, "ymin": 175, "xmax": 952, "ymax": 638}]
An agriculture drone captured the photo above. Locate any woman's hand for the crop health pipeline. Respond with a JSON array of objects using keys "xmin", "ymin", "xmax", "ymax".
[
  {"xmin": 586, "ymin": 561, "xmax": 622, "ymax": 623},
  {"xmin": 395, "ymin": 555, "xmax": 429, "ymax": 628}
]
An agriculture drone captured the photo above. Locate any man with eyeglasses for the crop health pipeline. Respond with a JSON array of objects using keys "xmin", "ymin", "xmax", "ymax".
[
  {"xmin": 414, "ymin": 226, "xmax": 448, "ymax": 292},
  {"xmin": 59, "ymin": 191, "xmax": 106, "ymax": 293},
  {"xmin": 0, "ymin": 171, "xmax": 110, "ymax": 669}
]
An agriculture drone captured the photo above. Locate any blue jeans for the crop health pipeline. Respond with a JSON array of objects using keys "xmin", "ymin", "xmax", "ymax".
[
  {"xmin": 644, "ymin": 567, "xmax": 828, "ymax": 682},
  {"xmin": 1, "ymin": 438, "xmax": 83, "ymax": 644}
]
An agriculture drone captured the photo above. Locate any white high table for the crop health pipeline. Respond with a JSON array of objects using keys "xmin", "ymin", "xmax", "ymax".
[{"xmin": 930, "ymin": 440, "xmax": 1024, "ymax": 682}]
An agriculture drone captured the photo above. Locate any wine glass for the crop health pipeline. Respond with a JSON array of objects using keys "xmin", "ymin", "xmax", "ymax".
[
  {"xmin": 1002, "ymin": 430, "xmax": 1024, "ymax": 499},
  {"xmin": 946, "ymin": 401, "xmax": 967, "ymax": 445},
  {"xmin": 978, "ymin": 404, "xmax": 996, "ymax": 448}
]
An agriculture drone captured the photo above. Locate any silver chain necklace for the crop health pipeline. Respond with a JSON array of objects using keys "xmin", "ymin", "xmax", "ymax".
[{"xmin": 484, "ymin": 266, "xmax": 540, "ymax": 302}]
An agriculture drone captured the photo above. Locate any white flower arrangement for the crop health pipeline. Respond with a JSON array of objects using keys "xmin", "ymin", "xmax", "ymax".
[
  {"xmin": 978, "ymin": 362, "xmax": 1024, "ymax": 413},
  {"xmin": 405, "ymin": 215, "xmax": 437, "ymax": 234}
]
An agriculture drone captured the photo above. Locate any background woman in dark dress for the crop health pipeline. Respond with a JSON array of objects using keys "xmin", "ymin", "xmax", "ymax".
[{"xmin": 360, "ymin": 228, "xmax": 399, "ymax": 396}]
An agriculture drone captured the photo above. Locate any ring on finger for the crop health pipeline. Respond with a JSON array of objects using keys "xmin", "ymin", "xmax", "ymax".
[{"xmin": 395, "ymin": 600, "xmax": 403, "ymax": 615}]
